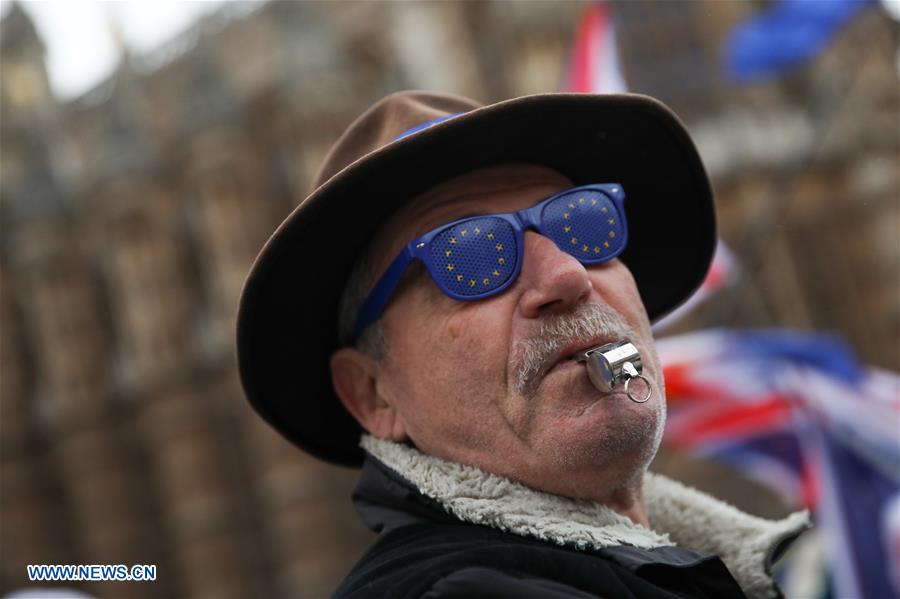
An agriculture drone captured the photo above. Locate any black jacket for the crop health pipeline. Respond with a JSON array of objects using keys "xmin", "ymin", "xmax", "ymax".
[{"xmin": 334, "ymin": 452, "xmax": 788, "ymax": 599}]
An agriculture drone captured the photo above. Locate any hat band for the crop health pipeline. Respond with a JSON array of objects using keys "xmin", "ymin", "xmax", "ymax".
[{"xmin": 392, "ymin": 113, "xmax": 463, "ymax": 142}]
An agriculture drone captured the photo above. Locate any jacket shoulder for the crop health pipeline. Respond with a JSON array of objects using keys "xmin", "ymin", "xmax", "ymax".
[
  {"xmin": 332, "ymin": 522, "xmax": 712, "ymax": 599},
  {"xmin": 420, "ymin": 566, "xmax": 605, "ymax": 599}
]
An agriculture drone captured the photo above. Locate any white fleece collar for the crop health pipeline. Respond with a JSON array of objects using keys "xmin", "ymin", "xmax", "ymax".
[{"xmin": 361, "ymin": 435, "xmax": 810, "ymax": 599}]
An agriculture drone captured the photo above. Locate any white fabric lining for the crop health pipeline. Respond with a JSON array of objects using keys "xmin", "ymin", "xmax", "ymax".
[{"xmin": 362, "ymin": 435, "xmax": 810, "ymax": 599}]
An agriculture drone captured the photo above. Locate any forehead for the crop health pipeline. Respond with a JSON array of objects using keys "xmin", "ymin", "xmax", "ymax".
[{"xmin": 369, "ymin": 164, "xmax": 573, "ymax": 271}]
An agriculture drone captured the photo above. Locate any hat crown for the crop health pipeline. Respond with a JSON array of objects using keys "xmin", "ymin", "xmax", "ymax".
[{"xmin": 312, "ymin": 91, "xmax": 482, "ymax": 191}]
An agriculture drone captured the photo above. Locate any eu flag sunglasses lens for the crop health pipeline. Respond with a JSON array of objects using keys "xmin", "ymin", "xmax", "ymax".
[
  {"xmin": 429, "ymin": 217, "xmax": 518, "ymax": 297},
  {"xmin": 540, "ymin": 191, "xmax": 624, "ymax": 261}
]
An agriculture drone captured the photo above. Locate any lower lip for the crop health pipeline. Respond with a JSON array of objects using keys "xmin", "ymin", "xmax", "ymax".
[
  {"xmin": 542, "ymin": 361, "xmax": 620, "ymax": 403},
  {"xmin": 544, "ymin": 360, "xmax": 622, "ymax": 392},
  {"xmin": 546, "ymin": 359, "xmax": 584, "ymax": 377}
]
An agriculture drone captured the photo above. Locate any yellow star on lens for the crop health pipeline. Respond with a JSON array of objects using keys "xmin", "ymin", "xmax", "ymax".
[
  {"xmin": 483, "ymin": 278, "xmax": 490, "ymax": 285},
  {"xmin": 579, "ymin": 198, "xmax": 585, "ymax": 204},
  {"xmin": 591, "ymin": 199, "xmax": 597, "ymax": 206},
  {"xmin": 447, "ymin": 264, "xmax": 455, "ymax": 271},
  {"xmin": 496, "ymin": 243, "xmax": 503, "ymax": 251},
  {"xmin": 450, "ymin": 237, "xmax": 457, "ymax": 244},
  {"xmin": 582, "ymin": 244, "xmax": 589, "ymax": 252},
  {"xmin": 469, "ymin": 279, "xmax": 476, "ymax": 287},
  {"xmin": 601, "ymin": 207, "xmax": 608, "ymax": 213},
  {"xmin": 568, "ymin": 202, "xmax": 575, "ymax": 209},
  {"xmin": 563, "ymin": 213, "xmax": 570, "ymax": 220},
  {"xmin": 571, "ymin": 237, "xmax": 578, "ymax": 244},
  {"xmin": 487, "ymin": 233, "xmax": 494, "ymax": 240},
  {"xmin": 456, "ymin": 274, "xmax": 463, "ymax": 281},
  {"xmin": 594, "ymin": 246, "xmax": 601, "ymax": 253},
  {"xmin": 474, "ymin": 227, "xmax": 481, "ymax": 234},
  {"xmin": 604, "ymin": 241, "xmax": 610, "ymax": 248},
  {"xmin": 609, "ymin": 231, "xmax": 616, "ymax": 238},
  {"xmin": 461, "ymin": 230, "xmax": 467, "ymax": 236},
  {"xmin": 608, "ymin": 218, "xmax": 614, "ymax": 225},
  {"xmin": 445, "ymin": 250, "xmax": 452, "ymax": 257},
  {"xmin": 563, "ymin": 225, "xmax": 571, "ymax": 233},
  {"xmin": 492, "ymin": 269, "xmax": 500, "ymax": 276},
  {"xmin": 498, "ymin": 257, "xmax": 505, "ymax": 265}
]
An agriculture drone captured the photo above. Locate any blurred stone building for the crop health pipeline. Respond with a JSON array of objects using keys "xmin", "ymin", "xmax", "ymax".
[{"xmin": 1, "ymin": 1, "xmax": 896, "ymax": 598}]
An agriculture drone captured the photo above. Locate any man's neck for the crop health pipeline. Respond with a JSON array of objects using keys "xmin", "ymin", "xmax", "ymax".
[
  {"xmin": 543, "ymin": 456, "xmax": 650, "ymax": 527},
  {"xmin": 601, "ymin": 482, "xmax": 649, "ymax": 527}
]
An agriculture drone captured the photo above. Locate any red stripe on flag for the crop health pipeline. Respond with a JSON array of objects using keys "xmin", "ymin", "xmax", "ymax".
[
  {"xmin": 567, "ymin": 4, "xmax": 608, "ymax": 92},
  {"xmin": 800, "ymin": 457, "xmax": 820, "ymax": 509},
  {"xmin": 663, "ymin": 363, "xmax": 740, "ymax": 406},
  {"xmin": 703, "ymin": 263, "xmax": 727, "ymax": 289},
  {"xmin": 666, "ymin": 397, "xmax": 794, "ymax": 447},
  {"xmin": 568, "ymin": 6, "xmax": 593, "ymax": 92}
]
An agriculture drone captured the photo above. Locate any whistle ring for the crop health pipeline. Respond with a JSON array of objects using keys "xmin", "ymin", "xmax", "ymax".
[{"xmin": 623, "ymin": 374, "xmax": 652, "ymax": 403}]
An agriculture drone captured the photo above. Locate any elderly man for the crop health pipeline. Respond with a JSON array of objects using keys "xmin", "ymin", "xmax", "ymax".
[{"xmin": 237, "ymin": 92, "xmax": 809, "ymax": 598}]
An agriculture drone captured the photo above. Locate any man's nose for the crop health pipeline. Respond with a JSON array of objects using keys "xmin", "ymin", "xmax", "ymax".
[{"xmin": 517, "ymin": 231, "xmax": 593, "ymax": 318}]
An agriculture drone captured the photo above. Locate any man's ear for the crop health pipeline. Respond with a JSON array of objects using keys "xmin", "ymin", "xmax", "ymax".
[{"xmin": 330, "ymin": 348, "xmax": 409, "ymax": 441}]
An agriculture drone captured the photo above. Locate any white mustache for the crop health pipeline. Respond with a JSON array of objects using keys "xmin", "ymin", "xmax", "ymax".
[{"xmin": 511, "ymin": 303, "xmax": 638, "ymax": 398}]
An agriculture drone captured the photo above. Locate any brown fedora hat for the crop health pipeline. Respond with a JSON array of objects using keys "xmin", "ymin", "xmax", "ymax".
[{"xmin": 237, "ymin": 91, "xmax": 715, "ymax": 467}]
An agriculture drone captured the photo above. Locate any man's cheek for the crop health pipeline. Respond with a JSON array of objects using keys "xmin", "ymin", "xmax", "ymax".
[
  {"xmin": 443, "ymin": 308, "xmax": 466, "ymax": 340},
  {"xmin": 444, "ymin": 311, "xmax": 504, "ymax": 367}
]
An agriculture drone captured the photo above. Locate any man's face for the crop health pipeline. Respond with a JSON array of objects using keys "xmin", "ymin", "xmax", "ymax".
[{"xmin": 354, "ymin": 164, "xmax": 665, "ymax": 499}]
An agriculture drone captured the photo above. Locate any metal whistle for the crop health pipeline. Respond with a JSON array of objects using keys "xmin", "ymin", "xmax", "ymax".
[{"xmin": 573, "ymin": 340, "xmax": 653, "ymax": 403}]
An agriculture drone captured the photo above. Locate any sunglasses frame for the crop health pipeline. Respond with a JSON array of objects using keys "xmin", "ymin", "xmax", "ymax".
[{"xmin": 353, "ymin": 183, "xmax": 627, "ymax": 341}]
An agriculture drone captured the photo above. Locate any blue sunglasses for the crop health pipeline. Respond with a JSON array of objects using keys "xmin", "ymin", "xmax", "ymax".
[{"xmin": 353, "ymin": 183, "xmax": 628, "ymax": 341}]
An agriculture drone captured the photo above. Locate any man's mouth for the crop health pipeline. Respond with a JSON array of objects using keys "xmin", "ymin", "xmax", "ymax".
[
  {"xmin": 543, "ymin": 337, "xmax": 621, "ymax": 379},
  {"xmin": 511, "ymin": 303, "xmax": 642, "ymax": 398}
]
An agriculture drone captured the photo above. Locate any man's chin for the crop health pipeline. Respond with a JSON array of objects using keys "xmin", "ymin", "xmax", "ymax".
[{"xmin": 535, "ymin": 390, "xmax": 663, "ymax": 467}]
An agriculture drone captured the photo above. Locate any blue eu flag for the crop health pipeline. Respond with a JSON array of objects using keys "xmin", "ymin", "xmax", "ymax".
[{"xmin": 725, "ymin": 0, "xmax": 876, "ymax": 83}]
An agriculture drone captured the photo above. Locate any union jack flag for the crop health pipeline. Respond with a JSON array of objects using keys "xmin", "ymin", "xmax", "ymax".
[{"xmin": 657, "ymin": 329, "xmax": 900, "ymax": 598}]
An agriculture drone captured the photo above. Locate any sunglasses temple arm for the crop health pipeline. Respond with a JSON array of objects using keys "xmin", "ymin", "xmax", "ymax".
[{"xmin": 352, "ymin": 245, "xmax": 416, "ymax": 343}]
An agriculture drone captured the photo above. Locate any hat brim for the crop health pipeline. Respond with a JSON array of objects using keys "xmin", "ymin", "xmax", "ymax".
[{"xmin": 237, "ymin": 93, "xmax": 715, "ymax": 467}]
